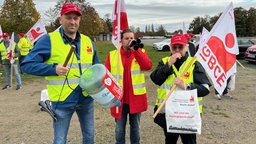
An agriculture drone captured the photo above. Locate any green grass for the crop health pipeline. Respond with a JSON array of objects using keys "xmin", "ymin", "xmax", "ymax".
[
  {"xmin": 0, "ymin": 41, "xmax": 169, "ymax": 84},
  {"xmin": 95, "ymin": 41, "xmax": 170, "ymax": 70},
  {"xmin": 0, "ymin": 67, "xmax": 44, "ymax": 86}
]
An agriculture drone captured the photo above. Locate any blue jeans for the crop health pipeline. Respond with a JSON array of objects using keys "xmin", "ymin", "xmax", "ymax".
[
  {"xmin": 115, "ymin": 104, "xmax": 141, "ymax": 144},
  {"xmin": 2, "ymin": 64, "xmax": 22, "ymax": 87},
  {"xmin": 53, "ymin": 99, "xmax": 94, "ymax": 144}
]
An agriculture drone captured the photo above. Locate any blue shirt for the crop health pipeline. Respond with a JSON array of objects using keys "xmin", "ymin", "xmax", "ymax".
[{"xmin": 21, "ymin": 28, "xmax": 100, "ymax": 108}]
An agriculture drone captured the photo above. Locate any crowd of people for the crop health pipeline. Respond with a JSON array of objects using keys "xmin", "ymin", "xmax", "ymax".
[
  {"xmin": 0, "ymin": 31, "xmax": 32, "ymax": 90},
  {"xmin": 0, "ymin": 3, "xmax": 236, "ymax": 144}
]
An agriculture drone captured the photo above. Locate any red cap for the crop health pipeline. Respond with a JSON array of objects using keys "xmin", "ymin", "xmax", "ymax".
[
  {"xmin": 60, "ymin": 3, "xmax": 82, "ymax": 16},
  {"xmin": 189, "ymin": 33, "xmax": 195, "ymax": 37},
  {"xmin": 184, "ymin": 34, "xmax": 191, "ymax": 38},
  {"xmin": 18, "ymin": 33, "xmax": 25, "ymax": 37},
  {"xmin": 3, "ymin": 32, "xmax": 9, "ymax": 37},
  {"xmin": 184, "ymin": 33, "xmax": 195, "ymax": 39},
  {"xmin": 171, "ymin": 34, "xmax": 187, "ymax": 46}
]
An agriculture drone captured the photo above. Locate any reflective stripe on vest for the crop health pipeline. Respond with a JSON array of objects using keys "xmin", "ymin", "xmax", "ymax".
[
  {"xmin": 46, "ymin": 78, "xmax": 80, "ymax": 85},
  {"xmin": 45, "ymin": 32, "xmax": 94, "ymax": 102},
  {"xmin": 109, "ymin": 49, "xmax": 146, "ymax": 95},
  {"xmin": 155, "ymin": 56, "xmax": 204, "ymax": 113},
  {"xmin": 0, "ymin": 42, "xmax": 18, "ymax": 60}
]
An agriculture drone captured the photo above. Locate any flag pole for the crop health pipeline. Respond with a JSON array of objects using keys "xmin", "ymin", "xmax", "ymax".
[
  {"xmin": 236, "ymin": 60, "xmax": 246, "ymax": 69},
  {"xmin": 112, "ymin": 0, "xmax": 129, "ymax": 114},
  {"xmin": 116, "ymin": 42, "xmax": 121, "ymax": 114},
  {"xmin": 10, "ymin": 64, "xmax": 13, "ymax": 88},
  {"xmin": 153, "ymin": 57, "xmax": 197, "ymax": 118}
]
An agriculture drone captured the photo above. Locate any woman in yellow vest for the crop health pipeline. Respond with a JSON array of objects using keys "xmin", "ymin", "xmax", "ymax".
[
  {"xmin": 150, "ymin": 34, "xmax": 211, "ymax": 144},
  {"xmin": 105, "ymin": 29, "xmax": 152, "ymax": 144}
]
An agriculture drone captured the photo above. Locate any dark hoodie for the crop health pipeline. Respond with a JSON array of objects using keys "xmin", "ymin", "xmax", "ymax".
[{"xmin": 150, "ymin": 54, "xmax": 211, "ymax": 97}]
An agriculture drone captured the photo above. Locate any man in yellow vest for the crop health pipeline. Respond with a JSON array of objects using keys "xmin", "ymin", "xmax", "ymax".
[
  {"xmin": 17, "ymin": 33, "xmax": 32, "ymax": 75},
  {"xmin": 21, "ymin": 3, "xmax": 100, "ymax": 144},
  {"xmin": 0, "ymin": 32, "xmax": 22, "ymax": 90},
  {"xmin": 150, "ymin": 34, "xmax": 211, "ymax": 144},
  {"xmin": 105, "ymin": 29, "xmax": 152, "ymax": 144}
]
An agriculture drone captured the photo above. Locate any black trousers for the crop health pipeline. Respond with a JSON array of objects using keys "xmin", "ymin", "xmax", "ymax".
[
  {"xmin": 215, "ymin": 76, "xmax": 231, "ymax": 95},
  {"xmin": 154, "ymin": 106, "xmax": 196, "ymax": 144}
]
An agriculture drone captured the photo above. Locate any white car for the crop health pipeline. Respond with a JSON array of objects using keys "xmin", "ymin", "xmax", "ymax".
[{"xmin": 153, "ymin": 39, "xmax": 171, "ymax": 51}]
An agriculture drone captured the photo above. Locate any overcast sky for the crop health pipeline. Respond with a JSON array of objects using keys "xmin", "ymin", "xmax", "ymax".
[{"xmin": 0, "ymin": 0, "xmax": 255, "ymax": 32}]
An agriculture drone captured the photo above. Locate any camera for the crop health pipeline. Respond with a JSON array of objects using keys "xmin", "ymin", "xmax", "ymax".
[{"xmin": 129, "ymin": 39, "xmax": 144, "ymax": 50}]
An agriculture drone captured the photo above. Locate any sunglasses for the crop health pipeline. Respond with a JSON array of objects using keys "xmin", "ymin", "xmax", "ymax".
[{"xmin": 172, "ymin": 45, "xmax": 184, "ymax": 50}]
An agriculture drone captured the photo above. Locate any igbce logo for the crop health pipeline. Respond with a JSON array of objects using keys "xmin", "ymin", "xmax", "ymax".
[
  {"xmin": 102, "ymin": 72, "xmax": 123, "ymax": 100},
  {"xmin": 199, "ymin": 33, "xmax": 236, "ymax": 87},
  {"xmin": 104, "ymin": 78, "xmax": 112, "ymax": 86}
]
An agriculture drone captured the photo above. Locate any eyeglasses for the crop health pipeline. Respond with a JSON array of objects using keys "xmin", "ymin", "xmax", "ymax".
[{"xmin": 172, "ymin": 45, "xmax": 184, "ymax": 50}]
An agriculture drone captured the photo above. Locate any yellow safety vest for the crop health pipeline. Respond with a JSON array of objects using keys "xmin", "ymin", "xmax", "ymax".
[
  {"xmin": 155, "ymin": 56, "xmax": 203, "ymax": 113},
  {"xmin": 18, "ymin": 37, "xmax": 32, "ymax": 56},
  {"xmin": 45, "ymin": 32, "xmax": 94, "ymax": 101},
  {"xmin": 109, "ymin": 49, "xmax": 146, "ymax": 95},
  {"xmin": 0, "ymin": 42, "xmax": 18, "ymax": 61}
]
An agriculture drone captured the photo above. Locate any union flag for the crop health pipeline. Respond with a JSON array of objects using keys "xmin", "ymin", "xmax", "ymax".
[
  {"xmin": 111, "ymin": 0, "xmax": 129, "ymax": 48},
  {"xmin": 195, "ymin": 2, "xmax": 238, "ymax": 95}
]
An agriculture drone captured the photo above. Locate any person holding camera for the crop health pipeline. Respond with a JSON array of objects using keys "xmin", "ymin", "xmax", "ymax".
[{"xmin": 105, "ymin": 29, "xmax": 152, "ymax": 144}]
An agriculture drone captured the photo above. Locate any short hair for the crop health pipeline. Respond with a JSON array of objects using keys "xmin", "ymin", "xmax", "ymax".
[{"xmin": 121, "ymin": 29, "xmax": 134, "ymax": 39}]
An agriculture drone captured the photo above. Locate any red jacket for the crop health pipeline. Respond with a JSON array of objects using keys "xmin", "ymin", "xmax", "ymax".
[{"xmin": 105, "ymin": 48, "xmax": 152, "ymax": 119}]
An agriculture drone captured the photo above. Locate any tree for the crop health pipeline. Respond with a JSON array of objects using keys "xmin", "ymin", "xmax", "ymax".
[
  {"xmin": 102, "ymin": 14, "xmax": 112, "ymax": 33},
  {"xmin": 189, "ymin": 15, "xmax": 211, "ymax": 34},
  {"xmin": 209, "ymin": 14, "xmax": 220, "ymax": 29},
  {"xmin": 155, "ymin": 25, "xmax": 166, "ymax": 36},
  {"xmin": 151, "ymin": 24, "xmax": 155, "ymax": 33},
  {"xmin": 0, "ymin": 0, "xmax": 40, "ymax": 34},
  {"xmin": 80, "ymin": 4, "xmax": 103, "ymax": 38},
  {"xmin": 234, "ymin": 7, "xmax": 248, "ymax": 37},
  {"xmin": 135, "ymin": 27, "xmax": 141, "ymax": 33},
  {"xmin": 247, "ymin": 7, "xmax": 256, "ymax": 36}
]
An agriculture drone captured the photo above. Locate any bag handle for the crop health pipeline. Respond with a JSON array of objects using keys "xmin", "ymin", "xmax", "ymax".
[{"xmin": 153, "ymin": 57, "xmax": 197, "ymax": 118}]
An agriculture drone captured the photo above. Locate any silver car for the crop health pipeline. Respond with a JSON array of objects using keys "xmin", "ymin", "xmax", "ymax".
[{"xmin": 153, "ymin": 39, "xmax": 171, "ymax": 51}]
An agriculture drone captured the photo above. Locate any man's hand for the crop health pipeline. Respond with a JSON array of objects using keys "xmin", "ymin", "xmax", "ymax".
[
  {"xmin": 168, "ymin": 53, "xmax": 182, "ymax": 66},
  {"xmin": 56, "ymin": 64, "xmax": 70, "ymax": 76},
  {"xmin": 174, "ymin": 76, "xmax": 186, "ymax": 89}
]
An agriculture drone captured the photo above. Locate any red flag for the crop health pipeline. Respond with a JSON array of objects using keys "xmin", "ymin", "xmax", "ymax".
[
  {"xmin": 26, "ymin": 19, "xmax": 47, "ymax": 44},
  {"xmin": 195, "ymin": 2, "xmax": 238, "ymax": 95},
  {"xmin": 112, "ymin": 0, "xmax": 129, "ymax": 48}
]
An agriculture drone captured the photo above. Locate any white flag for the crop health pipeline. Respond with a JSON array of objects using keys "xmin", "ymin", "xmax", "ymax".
[
  {"xmin": 182, "ymin": 22, "xmax": 187, "ymax": 34},
  {"xmin": 7, "ymin": 32, "xmax": 15, "ymax": 64},
  {"xmin": 0, "ymin": 25, "xmax": 3, "ymax": 42},
  {"xmin": 26, "ymin": 19, "xmax": 47, "ymax": 44},
  {"xmin": 112, "ymin": 0, "xmax": 129, "ymax": 48},
  {"xmin": 198, "ymin": 27, "xmax": 210, "ymax": 50},
  {"xmin": 195, "ymin": 2, "xmax": 238, "ymax": 95}
]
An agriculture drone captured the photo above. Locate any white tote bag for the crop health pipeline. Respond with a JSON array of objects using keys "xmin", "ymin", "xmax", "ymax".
[{"xmin": 165, "ymin": 89, "xmax": 201, "ymax": 134}]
